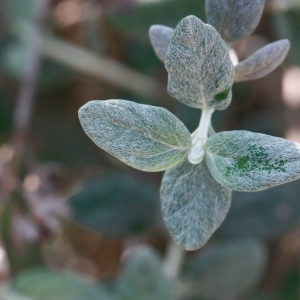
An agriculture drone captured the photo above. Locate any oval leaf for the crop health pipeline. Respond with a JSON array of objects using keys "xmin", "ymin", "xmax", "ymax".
[
  {"xmin": 149, "ymin": 25, "xmax": 174, "ymax": 63},
  {"xmin": 206, "ymin": 0, "xmax": 265, "ymax": 43},
  {"xmin": 79, "ymin": 100, "xmax": 191, "ymax": 172},
  {"xmin": 183, "ymin": 238, "xmax": 268, "ymax": 300},
  {"xmin": 235, "ymin": 40, "xmax": 290, "ymax": 82},
  {"xmin": 160, "ymin": 158, "xmax": 232, "ymax": 251},
  {"xmin": 116, "ymin": 246, "xmax": 176, "ymax": 300},
  {"xmin": 205, "ymin": 130, "xmax": 300, "ymax": 191},
  {"xmin": 165, "ymin": 15, "xmax": 234, "ymax": 110}
]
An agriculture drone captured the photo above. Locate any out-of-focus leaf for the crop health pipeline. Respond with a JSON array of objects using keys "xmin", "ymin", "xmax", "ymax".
[
  {"xmin": 165, "ymin": 15, "xmax": 234, "ymax": 110},
  {"xmin": 149, "ymin": 25, "xmax": 174, "ymax": 63},
  {"xmin": 182, "ymin": 238, "xmax": 268, "ymax": 300},
  {"xmin": 5, "ymin": 0, "xmax": 36, "ymax": 23},
  {"xmin": 206, "ymin": 0, "xmax": 265, "ymax": 43},
  {"xmin": 2, "ymin": 290, "xmax": 33, "ymax": 300},
  {"xmin": 161, "ymin": 158, "xmax": 231, "ymax": 251},
  {"xmin": 278, "ymin": 268, "xmax": 299, "ymax": 300},
  {"xmin": 205, "ymin": 130, "xmax": 300, "ymax": 191},
  {"xmin": 218, "ymin": 179, "xmax": 300, "ymax": 239},
  {"xmin": 107, "ymin": 0, "xmax": 206, "ymax": 43},
  {"xmin": 79, "ymin": 100, "xmax": 191, "ymax": 172},
  {"xmin": 272, "ymin": 11, "xmax": 300, "ymax": 65},
  {"xmin": 69, "ymin": 173, "xmax": 160, "ymax": 237},
  {"xmin": 116, "ymin": 246, "xmax": 176, "ymax": 300},
  {"xmin": 13, "ymin": 268, "xmax": 110, "ymax": 300},
  {"xmin": 235, "ymin": 40, "xmax": 290, "ymax": 82}
]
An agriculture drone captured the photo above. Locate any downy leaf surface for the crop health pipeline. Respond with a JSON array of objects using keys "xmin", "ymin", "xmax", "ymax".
[
  {"xmin": 165, "ymin": 15, "xmax": 234, "ymax": 110},
  {"xmin": 149, "ymin": 25, "xmax": 174, "ymax": 63},
  {"xmin": 235, "ymin": 39, "xmax": 290, "ymax": 82},
  {"xmin": 205, "ymin": 130, "xmax": 300, "ymax": 191},
  {"xmin": 79, "ymin": 100, "xmax": 191, "ymax": 172},
  {"xmin": 160, "ymin": 158, "xmax": 232, "ymax": 251},
  {"xmin": 206, "ymin": 0, "xmax": 265, "ymax": 43}
]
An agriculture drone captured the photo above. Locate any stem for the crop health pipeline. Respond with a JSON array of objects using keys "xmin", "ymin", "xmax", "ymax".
[
  {"xmin": 163, "ymin": 241, "xmax": 185, "ymax": 279},
  {"xmin": 192, "ymin": 108, "xmax": 214, "ymax": 143},
  {"xmin": 189, "ymin": 108, "xmax": 214, "ymax": 165},
  {"xmin": 42, "ymin": 36, "xmax": 163, "ymax": 99},
  {"xmin": 229, "ymin": 47, "xmax": 239, "ymax": 67}
]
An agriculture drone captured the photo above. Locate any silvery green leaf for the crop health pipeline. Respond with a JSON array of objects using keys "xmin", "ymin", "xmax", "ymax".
[
  {"xmin": 116, "ymin": 246, "xmax": 176, "ymax": 300},
  {"xmin": 165, "ymin": 15, "xmax": 234, "ymax": 110},
  {"xmin": 149, "ymin": 25, "xmax": 174, "ymax": 63},
  {"xmin": 235, "ymin": 40, "xmax": 290, "ymax": 82},
  {"xmin": 183, "ymin": 238, "xmax": 268, "ymax": 300},
  {"xmin": 160, "ymin": 158, "xmax": 232, "ymax": 251},
  {"xmin": 79, "ymin": 100, "xmax": 191, "ymax": 172},
  {"xmin": 206, "ymin": 0, "xmax": 265, "ymax": 43},
  {"xmin": 205, "ymin": 130, "xmax": 300, "ymax": 192}
]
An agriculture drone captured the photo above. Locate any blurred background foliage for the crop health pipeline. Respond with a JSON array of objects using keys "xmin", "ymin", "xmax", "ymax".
[{"xmin": 0, "ymin": 0, "xmax": 300, "ymax": 299}]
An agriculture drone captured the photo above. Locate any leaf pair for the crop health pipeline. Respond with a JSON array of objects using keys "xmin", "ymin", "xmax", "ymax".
[
  {"xmin": 206, "ymin": 0, "xmax": 290, "ymax": 81},
  {"xmin": 149, "ymin": 1, "xmax": 290, "ymax": 84},
  {"xmin": 79, "ymin": 100, "xmax": 300, "ymax": 190}
]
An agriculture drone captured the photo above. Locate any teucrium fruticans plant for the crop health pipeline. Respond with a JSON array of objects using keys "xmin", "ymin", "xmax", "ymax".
[{"xmin": 79, "ymin": 1, "xmax": 296, "ymax": 250}]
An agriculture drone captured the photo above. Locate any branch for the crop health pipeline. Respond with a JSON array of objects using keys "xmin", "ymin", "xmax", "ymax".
[{"xmin": 42, "ymin": 36, "xmax": 164, "ymax": 99}]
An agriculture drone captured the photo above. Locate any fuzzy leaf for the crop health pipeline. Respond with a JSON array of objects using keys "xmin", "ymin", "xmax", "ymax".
[
  {"xmin": 160, "ymin": 158, "xmax": 232, "ymax": 251},
  {"xmin": 149, "ymin": 25, "xmax": 174, "ymax": 63},
  {"xmin": 116, "ymin": 246, "xmax": 176, "ymax": 300},
  {"xmin": 205, "ymin": 130, "xmax": 300, "ymax": 192},
  {"xmin": 79, "ymin": 100, "xmax": 191, "ymax": 172},
  {"xmin": 206, "ymin": 0, "xmax": 265, "ymax": 43},
  {"xmin": 165, "ymin": 15, "xmax": 234, "ymax": 110},
  {"xmin": 235, "ymin": 40, "xmax": 290, "ymax": 82}
]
